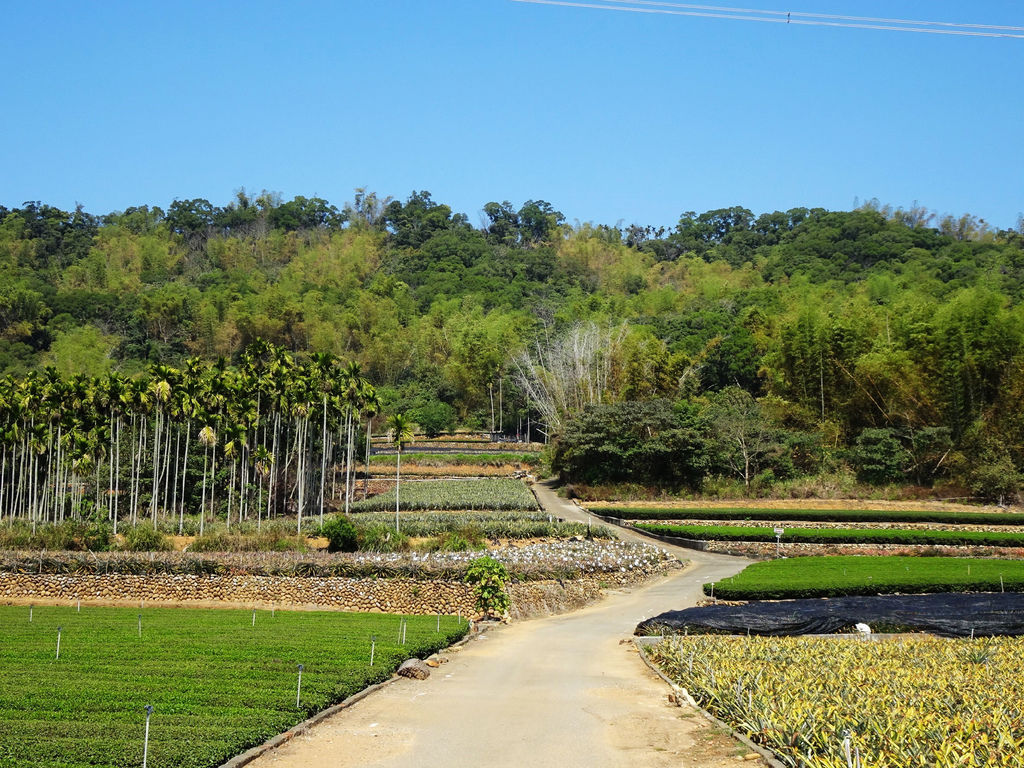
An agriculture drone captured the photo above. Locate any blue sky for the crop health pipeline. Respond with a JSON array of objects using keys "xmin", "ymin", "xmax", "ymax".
[{"xmin": 2, "ymin": 0, "xmax": 1022, "ymax": 230}]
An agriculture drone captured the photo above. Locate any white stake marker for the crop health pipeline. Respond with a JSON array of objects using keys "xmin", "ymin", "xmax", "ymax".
[{"xmin": 143, "ymin": 705, "xmax": 153, "ymax": 768}]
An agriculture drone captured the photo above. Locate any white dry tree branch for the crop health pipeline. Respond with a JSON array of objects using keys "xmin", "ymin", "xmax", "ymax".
[{"xmin": 512, "ymin": 322, "xmax": 627, "ymax": 436}]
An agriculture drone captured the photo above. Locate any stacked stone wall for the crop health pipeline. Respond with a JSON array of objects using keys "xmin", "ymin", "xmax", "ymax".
[{"xmin": 0, "ymin": 569, "xmax": 660, "ymax": 618}]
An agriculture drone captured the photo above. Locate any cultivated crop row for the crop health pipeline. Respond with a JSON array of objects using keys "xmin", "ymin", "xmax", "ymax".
[
  {"xmin": 350, "ymin": 511, "xmax": 613, "ymax": 540},
  {"xmin": 635, "ymin": 523, "xmax": 1024, "ymax": 548},
  {"xmin": 588, "ymin": 506, "xmax": 1024, "ymax": 526},
  {"xmin": 351, "ymin": 478, "xmax": 538, "ymax": 512},
  {"xmin": 647, "ymin": 635, "xmax": 1024, "ymax": 767},
  {"xmin": 706, "ymin": 555, "xmax": 1024, "ymax": 600},
  {"xmin": 0, "ymin": 605, "xmax": 466, "ymax": 768},
  {"xmin": 368, "ymin": 452, "xmax": 541, "ymax": 467}
]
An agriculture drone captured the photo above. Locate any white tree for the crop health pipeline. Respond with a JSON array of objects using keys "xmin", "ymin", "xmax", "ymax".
[{"xmin": 512, "ymin": 322, "xmax": 626, "ymax": 437}]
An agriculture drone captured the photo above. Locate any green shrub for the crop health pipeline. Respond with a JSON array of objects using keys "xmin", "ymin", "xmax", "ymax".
[
  {"xmin": 465, "ymin": 555, "xmax": 510, "ymax": 616},
  {"xmin": 321, "ymin": 516, "xmax": 359, "ymax": 553},
  {"xmin": 83, "ymin": 523, "xmax": 113, "ymax": 552},
  {"xmin": 414, "ymin": 400, "xmax": 456, "ymax": 438},
  {"xmin": 119, "ymin": 525, "xmax": 172, "ymax": 552},
  {"xmin": 38, "ymin": 522, "xmax": 83, "ymax": 551},
  {"xmin": 356, "ymin": 522, "xmax": 409, "ymax": 552},
  {"xmin": 851, "ymin": 428, "xmax": 912, "ymax": 484},
  {"xmin": 0, "ymin": 523, "xmax": 34, "ymax": 550},
  {"xmin": 417, "ymin": 527, "xmax": 487, "ymax": 553}
]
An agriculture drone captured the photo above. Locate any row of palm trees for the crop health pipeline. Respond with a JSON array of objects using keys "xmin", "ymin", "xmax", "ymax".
[{"xmin": 0, "ymin": 340, "xmax": 404, "ymax": 534}]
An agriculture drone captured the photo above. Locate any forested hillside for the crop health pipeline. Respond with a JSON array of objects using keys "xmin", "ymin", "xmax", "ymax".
[{"xmin": 3, "ymin": 190, "xmax": 1024, "ymax": 499}]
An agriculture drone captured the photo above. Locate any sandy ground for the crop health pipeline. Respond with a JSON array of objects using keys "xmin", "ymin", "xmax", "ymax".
[{"xmin": 246, "ymin": 484, "xmax": 758, "ymax": 768}]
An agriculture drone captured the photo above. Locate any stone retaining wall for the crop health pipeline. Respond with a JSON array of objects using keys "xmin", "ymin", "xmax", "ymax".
[{"xmin": 0, "ymin": 570, "xmax": 658, "ymax": 619}]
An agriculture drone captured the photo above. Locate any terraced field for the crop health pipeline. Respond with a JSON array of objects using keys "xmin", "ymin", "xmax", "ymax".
[
  {"xmin": 706, "ymin": 555, "xmax": 1024, "ymax": 599},
  {"xmin": 634, "ymin": 522, "xmax": 1024, "ymax": 547},
  {"xmin": 0, "ymin": 605, "xmax": 466, "ymax": 768},
  {"xmin": 589, "ymin": 503, "xmax": 1024, "ymax": 557},
  {"xmin": 350, "ymin": 478, "xmax": 539, "ymax": 512},
  {"xmin": 587, "ymin": 506, "xmax": 1024, "ymax": 526},
  {"xmin": 365, "ymin": 434, "xmax": 543, "ymax": 479}
]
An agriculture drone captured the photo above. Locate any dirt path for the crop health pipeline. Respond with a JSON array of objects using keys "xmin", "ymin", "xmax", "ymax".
[{"xmin": 248, "ymin": 484, "xmax": 755, "ymax": 768}]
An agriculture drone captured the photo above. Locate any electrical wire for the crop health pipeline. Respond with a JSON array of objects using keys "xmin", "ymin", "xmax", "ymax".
[
  {"xmin": 509, "ymin": 0, "xmax": 1024, "ymax": 39},
  {"xmin": 610, "ymin": 0, "xmax": 1024, "ymax": 32}
]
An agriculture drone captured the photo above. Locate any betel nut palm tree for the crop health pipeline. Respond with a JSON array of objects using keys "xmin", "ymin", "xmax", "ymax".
[{"xmin": 385, "ymin": 412, "xmax": 414, "ymax": 533}]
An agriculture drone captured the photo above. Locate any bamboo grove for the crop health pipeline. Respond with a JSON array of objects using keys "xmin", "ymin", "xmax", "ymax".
[{"xmin": 0, "ymin": 340, "xmax": 381, "ymax": 533}]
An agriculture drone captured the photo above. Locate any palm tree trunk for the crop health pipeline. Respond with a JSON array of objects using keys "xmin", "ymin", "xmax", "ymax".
[
  {"xmin": 162, "ymin": 422, "xmax": 173, "ymax": 522},
  {"xmin": 113, "ymin": 416, "xmax": 121, "ymax": 534},
  {"xmin": 150, "ymin": 406, "xmax": 161, "ymax": 527},
  {"xmin": 395, "ymin": 448, "xmax": 401, "ymax": 534},
  {"xmin": 227, "ymin": 458, "xmax": 236, "ymax": 530},
  {"xmin": 345, "ymin": 415, "xmax": 356, "ymax": 515},
  {"xmin": 179, "ymin": 420, "xmax": 190, "ymax": 534},
  {"xmin": 171, "ymin": 426, "xmax": 181, "ymax": 527},
  {"xmin": 363, "ymin": 418, "xmax": 372, "ymax": 501},
  {"xmin": 200, "ymin": 445, "xmax": 209, "ymax": 537},
  {"xmin": 319, "ymin": 395, "xmax": 328, "ymax": 527}
]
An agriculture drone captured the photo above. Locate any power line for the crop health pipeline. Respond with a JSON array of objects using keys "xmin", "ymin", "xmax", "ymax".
[
  {"xmin": 611, "ymin": 0, "xmax": 1024, "ymax": 33},
  {"xmin": 509, "ymin": 0, "xmax": 1024, "ymax": 39}
]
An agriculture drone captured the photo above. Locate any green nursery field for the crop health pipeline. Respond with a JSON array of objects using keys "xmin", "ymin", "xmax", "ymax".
[
  {"xmin": 0, "ymin": 606, "xmax": 466, "ymax": 768},
  {"xmin": 589, "ymin": 506, "xmax": 1024, "ymax": 526},
  {"xmin": 707, "ymin": 556, "xmax": 1024, "ymax": 599},
  {"xmin": 635, "ymin": 522, "xmax": 1024, "ymax": 547}
]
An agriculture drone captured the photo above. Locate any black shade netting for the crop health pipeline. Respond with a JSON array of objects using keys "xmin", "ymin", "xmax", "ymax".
[{"xmin": 636, "ymin": 593, "xmax": 1024, "ymax": 637}]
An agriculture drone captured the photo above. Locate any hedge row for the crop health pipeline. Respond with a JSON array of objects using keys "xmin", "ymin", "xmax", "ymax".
[
  {"xmin": 635, "ymin": 523, "xmax": 1024, "ymax": 547},
  {"xmin": 589, "ymin": 506, "xmax": 1024, "ymax": 526}
]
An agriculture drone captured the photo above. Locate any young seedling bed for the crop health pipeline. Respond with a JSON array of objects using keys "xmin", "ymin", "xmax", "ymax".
[{"xmin": 0, "ymin": 606, "xmax": 467, "ymax": 768}]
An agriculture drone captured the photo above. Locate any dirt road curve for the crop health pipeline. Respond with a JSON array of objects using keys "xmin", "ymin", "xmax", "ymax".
[{"xmin": 248, "ymin": 484, "xmax": 754, "ymax": 768}]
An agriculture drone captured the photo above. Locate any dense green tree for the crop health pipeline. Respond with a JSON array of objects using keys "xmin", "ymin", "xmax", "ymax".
[
  {"xmin": 3, "ymin": 190, "xmax": 1024, "ymax": 499},
  {"xmin": 552, "ymin": 399, "xmax": 708, "ymax": 487},
  {"xmin": 850, "ymin": 428, "xmax": 912, "ymax": 485}
]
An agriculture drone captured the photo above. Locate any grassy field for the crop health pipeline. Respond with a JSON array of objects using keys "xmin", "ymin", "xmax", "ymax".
[
  {"xmin": 351, "ymin": 478, "xmax": 538, "ymax": 512},
  {"xmin": 0, "ymin": 605, "xmax": 466, "ymax": 768},
  {"xmin": 635, "ymin": 522, "xmax": 1024, "ymax": 547},
  {"xmin": 590, "ymin": 506, "xmax": 1024, "ymax": 525},
  {"xmin": 647, "ymin": 635, "xmax": 1024, "ymax": 767},
  {"xmin": 707, "ymin": 555, "xmax": 1024, "ymax": 599}
]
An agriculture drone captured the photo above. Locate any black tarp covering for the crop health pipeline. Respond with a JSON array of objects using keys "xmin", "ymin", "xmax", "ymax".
[{"xmin": 636, "ymin": 593, "xmax": 1024, "ymax": 637}]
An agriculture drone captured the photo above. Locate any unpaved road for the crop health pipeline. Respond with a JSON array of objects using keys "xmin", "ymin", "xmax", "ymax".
[{"xmin": 249, "ymin": 484, "xmax": 755, "ymax": 768}]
